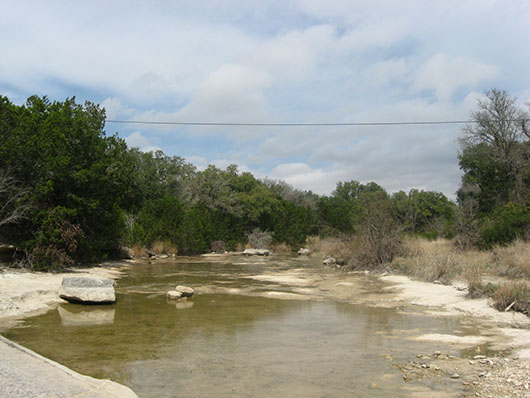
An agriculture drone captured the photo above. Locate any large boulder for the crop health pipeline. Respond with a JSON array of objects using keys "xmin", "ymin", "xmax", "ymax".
[
  {"xmin": 242, "ymin": 248, "xmax": 271, "ymax": 256},
  {"xmin": 59, "ymin": 277, "xmax": 116, "ymax": 304}
]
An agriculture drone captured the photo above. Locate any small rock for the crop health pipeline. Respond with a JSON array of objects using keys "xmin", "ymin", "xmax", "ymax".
[
  {"xmin": 323, "ymin": 257, "xmax": 336, "ymax": 265},
  {"xmin": 469, "ymin": 360, "xmax": 475, "ymax": 365},
  {"xmin": 451, "ymin": 374, "xmax": 460, "ymax": 379},
  {"xmin": 473, "ymin": 355, "xmax": 486, "ymax": 359},
  {"xmin": 176, "ymin": 285, "xmax": 194, "ymax": 297},
  {"xmin": 421, "ymin": 363, "xmax": 429, "ymax": 369},
  {"xmin": 433, "ymin": 350, "xmax": 442, "ymax": 357},
  {"xmin": 167, "ymin": 291, "xmax": 183, "ymax": 300},
  {"xmin": 297, "ymin": 248, "xmax": 310, "ymax": 255}
]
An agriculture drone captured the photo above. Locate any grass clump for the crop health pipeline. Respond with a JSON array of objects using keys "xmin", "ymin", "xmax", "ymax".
[
  {"xmin": 150, "ymin": 241, "xmax": 178, "ymax": 255},
  {"xmin": 491, "ymin": 282, "xmax": 530, "ymax": 314}
]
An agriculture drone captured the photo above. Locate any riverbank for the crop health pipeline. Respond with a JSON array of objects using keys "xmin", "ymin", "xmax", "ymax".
[{"xmin": 0, "ymin": 262, "xmax": 131, "ymax": 330}]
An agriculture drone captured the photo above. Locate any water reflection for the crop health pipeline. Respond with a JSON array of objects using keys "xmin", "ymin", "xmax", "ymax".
[{"xmin": 57, "ymin": 305, "xmax": 115, "ymax": 327}]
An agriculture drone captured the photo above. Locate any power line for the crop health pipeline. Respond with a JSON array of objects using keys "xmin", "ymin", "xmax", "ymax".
[{"xmin": 106, "ymin": 119, "xmax": 527, "ymax": 127}]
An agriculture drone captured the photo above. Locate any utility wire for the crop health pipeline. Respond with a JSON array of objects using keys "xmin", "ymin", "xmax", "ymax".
[{"xmin": 106, "ymin": 119, "xmax": 528, "ymax": 127}]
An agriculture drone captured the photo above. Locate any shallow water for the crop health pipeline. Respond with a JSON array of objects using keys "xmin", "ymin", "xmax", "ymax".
[{"xmin": 3, "ymin": 256, "xmax": 484, "ymax": 397}]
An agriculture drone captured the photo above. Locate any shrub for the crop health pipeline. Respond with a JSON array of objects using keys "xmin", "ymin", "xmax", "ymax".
[
  {"xmin": 479, "ymin": 203, "xmax": 530, "ymax": 249},
  {"xmin": 28, "ymin": 207, "xmax": 84, "ymax": 271},
  {"xmin": 247, "ymin": 228, "xmax": 273, "ymax": 249}
]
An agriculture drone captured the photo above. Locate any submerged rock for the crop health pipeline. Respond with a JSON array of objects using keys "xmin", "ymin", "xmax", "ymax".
[
  {"xmin": 242, "ymin": 248, "xmax": 271, "ymax": 256},
  {"xmin": 176, "ymin": 285, "xmax": 194, "ymax": 297},
  {"xmin": 59, "ymin": 277, "xmax": 116, "ymax": 304}
]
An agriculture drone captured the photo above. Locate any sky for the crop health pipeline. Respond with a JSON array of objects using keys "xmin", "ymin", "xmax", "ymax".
[{"xmin": 1, "ymin": 0, "xmax": 529, "ymax": 198}]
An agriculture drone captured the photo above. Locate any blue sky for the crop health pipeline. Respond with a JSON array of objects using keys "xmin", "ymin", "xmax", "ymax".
[{"xmin": 1, "ymin": 0, "xmax": 529, "ymax": 197}]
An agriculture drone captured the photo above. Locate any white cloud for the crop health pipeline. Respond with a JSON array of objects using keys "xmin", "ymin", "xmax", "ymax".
[
  {"xmin": 413, "ymin": 54, "xmax": 497, "ymax": 100},
  {"xmin": 124, "ymin": 132, "xmax": 160, "ymax": 153}
]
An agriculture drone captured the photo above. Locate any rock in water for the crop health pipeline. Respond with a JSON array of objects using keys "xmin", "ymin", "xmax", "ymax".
[
  {"xmin": 167, "ymin": 290, "xmax": 183, "ymax": 300},
  {"xmin": 59, "ymin": 277, "xmax": 116, "ymax": 304},
  {"xmin": 242, "ymin": 248, "xmax": 271, "ymax": 256},
  {"xmin": 176, "ymin": 285, "xmax": 194, "ymax": 297}
]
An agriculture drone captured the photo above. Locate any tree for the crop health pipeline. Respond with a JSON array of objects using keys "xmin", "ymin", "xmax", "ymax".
[
  {"xmin": 459, "ymin": 89, "xmax": 529, "ymax": 208},
  {"xmin": 0, "ymin": 169, "xmax": 31, "ymax": 240},
  {"xmin": 457, "ymin": 89, "xmax": 530, "ymax": 247}
]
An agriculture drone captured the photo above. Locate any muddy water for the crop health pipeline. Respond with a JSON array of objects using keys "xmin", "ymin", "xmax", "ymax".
[{"xmin": 3, "ymin": 256, "xmax": 483, "ymax": 397}]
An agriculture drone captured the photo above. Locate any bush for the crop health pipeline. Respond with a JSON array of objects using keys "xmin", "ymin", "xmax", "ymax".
[
  {"xmin": 356, "ymin": 192, "xmax": 403, "ymax": 267},
  {"xmin": 479, "ymin": 203, "xmax": 530, "ymax": 249},
  {"xmin": 28, "ymin": 207, "xmax": 84, "ymax": 271},
  {"xmin": 247, "ymin": 228, "xmax": 273, "ymax": 249}
]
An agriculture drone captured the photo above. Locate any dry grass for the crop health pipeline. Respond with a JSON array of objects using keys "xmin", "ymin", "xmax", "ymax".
[
  {"xmin": 490, "ymin": 240, "xmax": 530, "ymax": 278},
  {"xmin": 392, "ymin": 238, "xmax": 463, "ymax": 284},
  {"xmin": 270, "ymin": 242, "xmax": 293, "ymax": 255},
  {"xmin": 491, "ymin": 282, "xmax": 530, "ymax": 314},
  {"xmin": 305, "ymin": 235, "xmax": 362, "ymax": 265},
  {"xmin": 150, "ymin": 241, "xmax": 178, "ymax": 255},
  {"xmin": 131, "ymin": 245, "xmax": 148, "ymax": 258}
]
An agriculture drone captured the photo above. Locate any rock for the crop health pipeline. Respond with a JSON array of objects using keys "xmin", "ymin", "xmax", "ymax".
[
  {"xmin": 176, "ymin": 285, "xmax": 194, "ymax": 297},
  {"xmin": 323, "ymin": 257, "xmax": 336, "ymax": 265},
  {"xmin": 242, "ymin": 248, "xmax": 271, "ymax": 256},
  {"xmin": 159, "ymin": 254, "xmax": 168, "ymax": 259},
  {"xmin": 59, "ymin": 277, "xmax": 116, "ymax": 304},
  {"xmin": 167, "ymin": 290, "xmax": 183, "ymax": 300},
  {"xmin": 451, "ymin": 374, "xmax": 460, "ymax": 379},
  {"xmin": 298, "ymin": 248, "xmax": 310, "ymax": 255}
]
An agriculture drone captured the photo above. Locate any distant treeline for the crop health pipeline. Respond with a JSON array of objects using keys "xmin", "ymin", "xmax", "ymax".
[{"xmin": 0, "ymin": 90, "xmax": 528, "ymax": 270}]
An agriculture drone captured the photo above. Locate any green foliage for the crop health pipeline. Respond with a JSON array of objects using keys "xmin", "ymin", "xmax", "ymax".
[
  {"xmin": 479, "ymin": 203, "xmax": 530, "ymax": 249},
  {"xmin": 392, "ymin": 189, "xmax": 455, "ymax": 239}
]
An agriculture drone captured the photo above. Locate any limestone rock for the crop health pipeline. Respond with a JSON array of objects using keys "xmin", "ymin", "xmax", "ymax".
[
  {"xmin": 167, "ymin": 290, "xmax": 183, "ymax": 300},
  {"xmin": 242, "ymin": 248, "xmax": 271, "ymax": 256},
  {"xmin": 323, "ymin": 257, "xmax": 336, "ymax": 265},
  {"xmin": 176, "ymin": 285, "xmax": 194, "ymax": 297},
  {"xmin": 59, "ymin": 277, "xmax": 116, "ymax": 304}
]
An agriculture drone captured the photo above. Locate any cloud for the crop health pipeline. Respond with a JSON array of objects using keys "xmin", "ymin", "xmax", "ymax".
[
  {"xmin": 413, "ymin": 54, "xmax": 497, "ymax": 100},
  {"xmin": 1, "ymin": 0, "xmax": 528, "ymax": 199},
  {"xmin": 124, "ymin": 132, "xmax": 160, "ymax": 153}
]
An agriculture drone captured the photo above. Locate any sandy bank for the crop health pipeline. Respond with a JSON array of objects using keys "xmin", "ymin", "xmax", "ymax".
[{"xmin": 0, "ymin": 263, "xmax": 130, "ymax": 330}]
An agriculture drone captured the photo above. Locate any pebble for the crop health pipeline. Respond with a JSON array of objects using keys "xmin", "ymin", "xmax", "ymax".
[{"xmin": 451, "ymin": 374, "xmax": 460, "ymax": 379}]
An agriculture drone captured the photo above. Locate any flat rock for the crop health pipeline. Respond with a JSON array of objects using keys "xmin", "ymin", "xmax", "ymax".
[
  {"xmin": 59, "ymin": 277, "xmax": 116, "ymax": 304},
  {"xmin": 176, "ymin": 285, "xmax": 194, "ymax": 297},
  {"xmin": 242, "ymin": 248, "xmax": 271, "ymax": 256}
]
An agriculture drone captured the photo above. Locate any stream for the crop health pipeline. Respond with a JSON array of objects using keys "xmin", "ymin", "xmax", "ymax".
[{"xmin": 2, "ymin": 255, "xmax": 491, "ymax": 397}]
